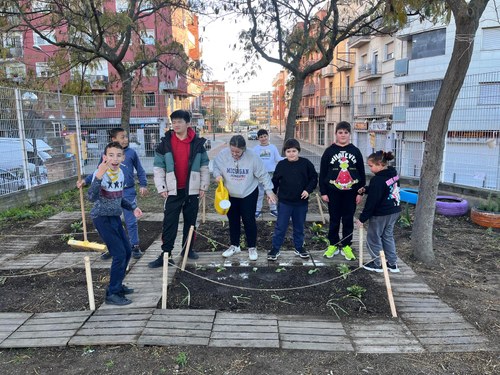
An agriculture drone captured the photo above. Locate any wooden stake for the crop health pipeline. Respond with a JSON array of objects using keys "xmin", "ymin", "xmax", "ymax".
[
  {"xmin": 161, "ymin": 254, "xmax": 169, "ymax": 309},
  {"xmin": 379, "ymin": 251, "xmax": 397, "ymax": 318},
  {"xmin": 358, "ymin": 226, "xmax": 364, "ymax": 268},
  {"xmin": 181, "ymin": 225, "xmax": 195, "ymax": 271},
  {"xmin": 84, "ymin": 256, "xmax": 95, "ymax": 311},
  {"xmin": 316, "ymin": 193, "xmax": 325, "ymax": 224},
  {"xmin": 202, "ymin": 194, "xmax": 206, "ymax": 223}
]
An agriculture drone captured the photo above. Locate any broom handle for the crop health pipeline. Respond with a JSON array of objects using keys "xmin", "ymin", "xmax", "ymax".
[{"xmin": 74, "ymin": 134, "xmax": 89, "ymax": 242}]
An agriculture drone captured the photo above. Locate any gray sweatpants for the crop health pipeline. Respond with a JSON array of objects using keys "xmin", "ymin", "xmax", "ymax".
[{"xmin": 366, "ymin": 212, "xmax": 400, "ymax": 266}]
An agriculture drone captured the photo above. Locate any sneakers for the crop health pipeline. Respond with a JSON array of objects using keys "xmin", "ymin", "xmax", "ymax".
[
  {"xmin": 270, "ymin": 210, "xmax": 278, "ymax": 218},
  {"xmin": 267, "ymin": 248, "xmax": 280, "ymax": 261},
  {"xmin": 323, "ymin": 245, "xmax": 339, "ymax": 258},
  {"xmin": 105, "ymin": 293, "xmax": 132, "ymax": 306},
  {"xmin": 120, "ymin": 285, "xmax": 134, "ymax": 295},
  {"xmin": 248, "ymin": 247, "xmax": 258, "ymax": 261},
  {"xmin": 294, "ymin": 248, "xmax": 310, "ymax": 259},
  {"xmin": 387, "ymin": 262, "xmax": 400, "ymax": 273},
  {"xmin": 100, "ymin": 251, "xmax": 112, "ymax": 260},
  {"xmin": 255, "ymin": 211, "xmax": 261, "ymax": 218},
  {"xmin": 180, "ymin": 250, "xmax": 200, "ymax": 260},
  {"xmin": 132, "ymin": 246, "xmax": 143, "ymax": 259},
  {"xmin": 222, "ymin": 245, "xmax": 241, "ymax": 258},
  {"xmin": 341, "ymin": 245, "xmax": 356, "ymax": 261},
  {"xmin": 363, "ymin": 261, "xmax": 383, "ymax": 273},
  {"xmin": 148, "ymin": 253, "xmax": 174, "ymax": 268}
]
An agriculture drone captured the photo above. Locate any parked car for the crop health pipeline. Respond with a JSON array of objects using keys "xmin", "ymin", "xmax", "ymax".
[
  {"xmin": 0, "ymin": 168, "xmax": 25, "ymax": 195},
  {"xmin": 247, "ymin": 131, "xmax": 258, "ymax": 140}
]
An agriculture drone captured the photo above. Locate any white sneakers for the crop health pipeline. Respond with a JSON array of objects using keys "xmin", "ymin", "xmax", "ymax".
[
  {"xmin": 222, "ymin": 245, "xmax": 241, "ymax": 257},
  {"xmin": 222, "ymin": 245, "xmax": 258, "ymax": 261},
  {"xmin": 248, "ymin": 247, "xmax": 258, "ymax": 261}
]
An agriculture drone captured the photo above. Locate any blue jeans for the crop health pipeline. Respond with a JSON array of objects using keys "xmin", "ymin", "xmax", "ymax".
[
  {"xmin": 366, "ymin": 212, "xmax": 400, "ymax": 266},
  {"xmin": 272, "ymin": 202, "xmax": 308, "ymax": 251},
  {"xmin": 93, "ymin": 215, "xmax": 132, "ymax": 295},
  {"xmin": 123, "ymin": 187, "xmax": 139, "ymax": 247}
]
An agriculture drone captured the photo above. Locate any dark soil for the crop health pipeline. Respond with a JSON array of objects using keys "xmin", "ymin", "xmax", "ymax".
[{"xmin": 167, "ymin": 265, "xmax": 389, "ymax": 318}]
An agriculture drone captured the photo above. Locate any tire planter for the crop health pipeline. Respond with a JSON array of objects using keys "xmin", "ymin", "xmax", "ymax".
[
  {"xmin": 470, "ymin": 207, "xmax": 500, "ymax": 229},
  {"xmin": 400, "ymin": 188, "xmax": 419, "ymax": 204},
  {"xmin": 435, "ymin": 196, "xmax": 469, "ymax": 216}
]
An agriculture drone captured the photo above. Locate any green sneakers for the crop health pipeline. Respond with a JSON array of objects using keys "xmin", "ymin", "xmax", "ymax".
[
  {"xmin": 341, "ymin": 245, "xmax": 356, "ymax": 261},
  {"xmin": 323, "ymin": 245, "xmax": 339, "ymax": 258}
]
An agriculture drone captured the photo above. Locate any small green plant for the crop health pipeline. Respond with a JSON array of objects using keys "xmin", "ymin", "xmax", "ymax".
[
  {"xmin": 207, "ymin": 238, "xmax": 218, "ymax": 252},
  {"xmin": 239, "ymin": 237, "xmax": 247, "ymax": 249},
  {"xmin": 70, "ymin": 220, "xmax": 83, "ymax": 232},
  {"xmin": 233, "ymin": 294, "xmax": 251, "ymax": 304},
  {"xmin": 271, "ymin": 295, "xmax": 293, "ymax": 304},
  {"xmin": 477, "ymin": 193, "xmax": 500, "ymax": 212},
  {"xmin": 60, "ymin": 233, "xmax": 74, "ymax": 242},
  {"xmin": 252, "ymin": 267, "xmax": 258, "ymax": 272},
  {"xmin": 82, "ymin": 346, "xmax": 95, "ymax": 355},
  {"xmin": 195, "ymin": 264, "xmax": 207, "ymax": 271},
  {"xmin": 337, "ymin": 264, "xmax": 351, "ymax": 280},
  {"xmin": 308, "ymin": 268, "xmax": 319, "ymax": 275},
  {"xmin": 398, "ymin": 204, "xmax": 412, "ymax": 228},
  {"xmin": 0, "ymin": 276, "xmax": 6, "ymax": 285},
  {"xmin": 347, "ymin": 285, "xmax": 366, "ymax": 299},
  {"xmin": 275, "ymin": 267, "xmax": 286, "ymax": 273},
  {"xmin": 310, "ymin": 222, "xmax": 329, "ymax": 244},
  {"xmin": 105, "ymin": 360, "xmax": 114, "ymax": 369},
  {"xmin": 175, "ymin": 352, "xmax": 188, "ymax": 368},
  {"xmin": 216, "ymin": 265, "xmax": 226, "ymax": 273}
]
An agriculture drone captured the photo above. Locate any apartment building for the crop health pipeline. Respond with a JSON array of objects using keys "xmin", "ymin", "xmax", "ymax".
[
  {"xmin": 272, "ymin": 70, "xmax": 287, "ymax": 134},
  {"xmin": 249, "ymin": 92, "xmax": 272, "ymax": 126},
  {"xmin": 201, "ymin": 81, "xmax": 227, "ymax": 133}
]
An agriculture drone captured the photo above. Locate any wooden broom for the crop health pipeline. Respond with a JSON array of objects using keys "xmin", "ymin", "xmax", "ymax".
[{"xmin": 67, "ymin": 133, "xmax": 107, "ymax": 252}]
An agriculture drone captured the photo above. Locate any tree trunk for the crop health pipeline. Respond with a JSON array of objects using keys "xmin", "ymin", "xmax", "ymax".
[
  {"xmin": 411, "ymin": 2, "xmax": 487, "ymax": 263},
  {"xmin": 284, "ymin": 75, "xmax": 305, "ymax": 146},
  {"xmin": 120, "ymin": 72, "xmax": 133, "ymax": 134}
]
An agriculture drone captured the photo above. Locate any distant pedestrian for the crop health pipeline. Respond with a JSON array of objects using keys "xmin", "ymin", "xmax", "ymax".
[
  {"xmin": 267, "ymin": 139, "xmax": 318, "ymax": 261},
  {"xmin": 87, "ymin": 142, "xmax": 143, "ymax": 305},
  {"xmin": 253, "ymin": 129, "xmax": 283, "ymax": 218},
  {"xmin": 213, "ymin": 135, "xmax": 277, "ymax": 261},
  {"xmin": 319, "ymin": 121, "xmax": 366, "ymax": 261},
  {"xmin": 356, "ymin": 150, "xmax": 401, "ymax": 273},
  {"xmin": 148, "ymin": 110, "xmax": 210, "ymax": 268},
  {"xmin": 79, "ymin": 127, "xmax": 148, "ymax": 260}
]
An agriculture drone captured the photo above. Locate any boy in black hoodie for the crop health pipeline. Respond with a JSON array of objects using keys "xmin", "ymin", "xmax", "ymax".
[
  {"xmin": 319, "ymin": 121, "xmax": 365, "ymax": 261},
  {"xmin": 355, "ymin": 150, "xmax": 401, "ymax": 273}
]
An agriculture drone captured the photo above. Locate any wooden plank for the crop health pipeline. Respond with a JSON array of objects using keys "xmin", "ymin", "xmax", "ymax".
[
  {"xmin": 281, "ymin": 341, "xmax": 353, "ymax": 351},
  {"xmin": 209, "ymin": 339, "xmax": 279, "ymax": 348},
  {"xmin": 32, "ymin": 311, "xmax": 91, "ymax": 318},
  {"xmin": 211, "ymin": 331, "xmax": 277, "ymax": 340},
  {"xmin": 353, "ymin": 337, "xmax": 420, "ymax": 346},
  {"xmin": 150, "ymin": 314, "xmax": 215, "ymax": 323},
  {"xmin": 213, "ymin": 325, "xmax": 277, "ymax": 333},
  {"xmin": 138, "ymin": 336, "xmax": 209, "ymax": 347},
  {"xmin": 409, "ymin": 322, "xmax": 477, "ymax": 331},
  {"xmin": 349, "ymin": 330, "xmax": 415, "ymax": 338},
  {"xmin": 279, "ymin": 327, "xmax": 345, "ymax": 336},
  {"xmin": 419, "ymin": 336, "xmax": 489, "ymax": 345},
  {"xmin": 76, "ymin": 327, "xmax": 144, "ymax": 336},
  {"xmin": 8, "ymin": 330, "xmax": 78, "ymax": 339},
  {"xmin": 69, "ymin": 335, "xmax": 138, "ymax": 346},
  {"xmin": 0, "ymin": 337, "xmax": 69, "ymax": 348},
  {"xmin": 415, "ymin": 329, "xmax": 481, "ymax": 338},
  {"xmin": 216, "ymin": 312, "xmax": 277, "ymax": 320},
  {"xmin": 154, "ymin": 309, "xmax": 216, "ymax": 317},
  {"xmin": 280, "ymin": 334, "xmax": 349, "ymax": 344},
  {"xmin": 147, "ymin": 321, "xmax": 213, "ymax": 330},
  {"xmin": 83, "ymin": 320, "xmax": 147, "ymax": 329},
  {"xmin": 424, "ymin": 344, "xmax": 490, "ymax": 352},
  {"xmin": 141, "ymin": 328, "xmax": 211, "ymax": 337},
  {"xmin": 88, "ymin": 314, "xmax": 152, "ymax": 322},
  {"xmin": 17, "ymin": 322, "xmax": 84, "ymax": 332},
  {"xmin": 278, "ymin": 320, "xmax": 343, "ymax": 329},
  {"xmin": 214, "ymin": 318, "xmax": 277, "ymax": 326},
  {"xmin": 356, "ymin": 345, "xmax": 424, "ymax": 353}
]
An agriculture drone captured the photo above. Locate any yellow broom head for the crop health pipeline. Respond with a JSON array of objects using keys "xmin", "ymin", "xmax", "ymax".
[{"xmin": 68, "ymin": 239, "xmax": 107, "ymax": 252}]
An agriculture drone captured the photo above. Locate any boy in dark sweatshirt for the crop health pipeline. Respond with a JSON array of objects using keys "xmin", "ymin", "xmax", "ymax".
[{"xmin": 319, "ymin": 121, "xmax": 365, "ymax": 261}]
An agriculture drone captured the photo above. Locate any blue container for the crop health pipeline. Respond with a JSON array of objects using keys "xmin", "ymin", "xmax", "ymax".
[{"xmin": 400, "ymin": 188, "xmax": 419, "ymax": 204}]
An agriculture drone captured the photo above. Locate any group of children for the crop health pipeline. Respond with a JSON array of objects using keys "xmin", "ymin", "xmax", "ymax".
[{"xmin": 84, "ymin": 117, "xmax": 401, "ymax": 306}]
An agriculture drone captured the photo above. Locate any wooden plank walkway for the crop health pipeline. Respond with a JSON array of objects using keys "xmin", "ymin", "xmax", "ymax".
[{"xmin": 0, "ymin": 213, "xmax": 496, "ymax": 353}]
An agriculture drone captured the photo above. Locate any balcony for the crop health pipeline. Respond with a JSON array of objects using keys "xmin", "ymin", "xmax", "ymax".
[
  {"xmin": 159, "ymin": 80, "xmax": 178, "ymax": 91},
  {"xmin": 358, "ymin": 62, "xmax": 382, "ymax": 81},
  {"xmin": 349, "ymin": 35, "xmax": 371, "ymax": 48},
  {"xmin": 88, "ymin": 75, "xmax": 109, "ymax": 90},
  {"xmin": 321, "ymin": 64, "xmax": 335, "ymax": 78},
  {"xmin": 336, "ymin": 51, "xmax": 355, "ymax": 71},
  {"xmin": 302, "ymin": 83, "xmax": 316, "ymax": 97}
]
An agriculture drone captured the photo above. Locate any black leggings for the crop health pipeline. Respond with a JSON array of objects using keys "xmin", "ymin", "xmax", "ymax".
[{"xmin": 227, "ymin": 187, "xmax": 259, "ymax": 248}]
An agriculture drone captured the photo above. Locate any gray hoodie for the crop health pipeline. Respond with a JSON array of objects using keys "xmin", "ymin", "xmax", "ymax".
[{"xmin": 213, "ymin": 148, "xmax": 273, "ymax": 198}]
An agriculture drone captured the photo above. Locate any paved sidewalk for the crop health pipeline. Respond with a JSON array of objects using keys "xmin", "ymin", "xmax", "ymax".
[{"xmin": 0, "ymin": 214, "xmax": 496, "ymax": 353}]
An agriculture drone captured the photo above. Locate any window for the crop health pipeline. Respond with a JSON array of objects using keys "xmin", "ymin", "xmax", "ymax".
[
  {"xmin": 35, "ymin": 62, "xmax": 51, "ymax": 77},
  {"xmin": 2, "ymin": 32, "xmax": 22, "ymax": 48},
  {"xmin": 385, "ymin": 41, "xmax": 394, "ymax": 61},
  {"xmin": 478, "ymin": 82, "xmax": 500, "ymax": 105},
  {"xmin": 144, "ymin": 92, "xmax": 156, "ymax": 107},
  {"xmin": 410, "ymin": 29, "xmax": 446, "ymax": 60},
  {"xmin": 105, "ymin": 94, "xmax": 116, "ymax": 108},
  {"xmin": 382, "ymin": 85, "xmax": 393, "ymax": 104},
  {"xmin": 482, "ymin": 27, "xmax": 500, "ymax": 50},
  {"xmin": 116, "ymin": 0, "xmax": 128, "ymax": 12},
  {"xmin": 6, "ymin": 64, "xmax": 26, "ymax": 79},
  {"xmin": 140, "ymin": 30, "xmax": 155, "ymax": 45},
  {"xmin": 33, "ymin": 30, "xmax": 56, "ymax": 46},
  {"xmin": 407, "ymin": 80, "xmax": 442, "ymax": 108}
]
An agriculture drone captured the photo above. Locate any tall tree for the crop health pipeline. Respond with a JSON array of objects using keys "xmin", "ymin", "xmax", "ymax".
[
  {"xmin": 408, "ymin": 0, "xmax": 491, "ymax": 263},
  {"xmin": 0, "ymin": 0, "xmax": 203, "ymax": 132}
]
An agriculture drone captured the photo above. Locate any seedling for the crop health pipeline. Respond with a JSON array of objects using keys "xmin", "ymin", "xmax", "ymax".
[
  {"xmin": 0, "ymin": 276, "xmax": 6, "ymax": 285},
  {"xmin": 239, "ymin": 237, "xmax": 247, "ymax": 249},
  {"xmin": 275, "ymin": 267, "xmax": 286, "ymax": 273},
  {"xmin": 347, "ymin": 285, "xmax": 366, "ymax": 299},
  {"xmin": 398, "ymin": 204, "xmax": 412, "ymax": 228},
  {"xmin": 267, "ymin": 220, "xmax": 273, "ymax": 227},
  {"xmin": 60, "ymin": 233, "xmax": 74, "ymax": 242},
  {"xmin": 233, "ymin": 294, "xmax": 251, "ymax": 304},
  {"xmin": 70, "ymin": 220, "xmax": 83, "ymax": 233},
  {"xmin": 175, "ymin": 352, "xmax": 188, "ymax": 368},
  {"xmin": 216, "ymin": 265, "xmax": 226, "ymax": 273},
  {"xmin": 105, "ymin": 360, "xmax": 114, "ymax": 369},
  {"xmin": 180, "ymin": 282, "xmax": 191, "ymax": 306},
  {"xmin": 308, "ymin": 268, "xmax": 319, "ymax": 275},
  {"xmin": 310, "ymin": 222, "xmax": 329, "ymax": 244},
  {"xmin": 337, "ymin": 264, "xmax": 350, "ymax": 279},
  {"xmin": 271, "ymin": 295, "xmax": 293, "ymax": 304},
  {"xmin": 252, "ymin": 267, "xmax": 258, "ymax": 272},
  {"xmin": 208, "ymin": 238, "xmax": 218, "ymax": 252},
  {"xmin": 82, "ymin": 346, "xmax": 94, "ymax": 355},
  {"xmin": 195, "ymin": 264, "xmax": 207, "ymax": 271}
]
